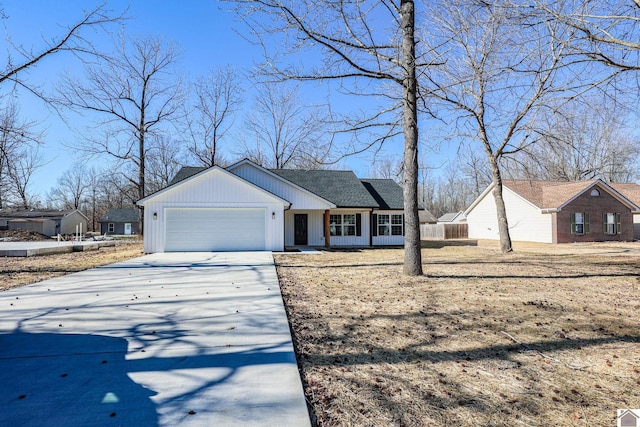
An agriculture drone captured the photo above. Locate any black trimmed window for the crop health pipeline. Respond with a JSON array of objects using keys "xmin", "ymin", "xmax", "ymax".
[
  {"xmin": 570, "ymin": 212, "xmax": 589, "ymax": 235},
  {"xmin": 378, "ymin": 214, "xmax": 404, "ymax": 236},
  {"xmin": 108, "ymin": 223, "xmax": 115, "ymax": 233},
  {"xmin": 330, "ymin": 213, "xmax": 362, "ymax": 237},
  {"xmin": 329, "ymin": 214, "xmax": 342, "ymax": 236},
  {"xmin": 343, "ymin": 214, "xmax": 356, "ymax": 236},
  {"xmin": 378, "ymin": 214, "xmax": 390, "ymax": 235},
  {"xmin": 391, "ymin": 214, "xmax": 403, "ymax": 235},
  {"xmin": 603, "ymin": 212, "xmax": 621, "ymax": 235}
]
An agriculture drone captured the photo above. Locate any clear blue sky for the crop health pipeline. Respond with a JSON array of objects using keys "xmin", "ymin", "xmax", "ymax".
[{"xmin": 2, "ymin": 1, "xmax": 440, "ymax": 201}]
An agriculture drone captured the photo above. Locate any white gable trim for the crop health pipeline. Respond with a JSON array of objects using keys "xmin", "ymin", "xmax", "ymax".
[
  {"xmin": 227, "ymin": 159, "xmax": 336, "ymax": 208},
  {"xmin": 63, "ymin": 209, "xmax": 89, "ymax": 221},
  {"xmin": 137, "ymin": 165, "xmax": 291, "ymax": 207}
]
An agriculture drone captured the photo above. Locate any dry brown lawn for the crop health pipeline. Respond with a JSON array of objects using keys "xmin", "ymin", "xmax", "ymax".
[
  {"xmin": 0, "ymin": 241, "xmax": 144, "ymax": 291},
  {"xmin": 275, "ymin": 240, "xmax": 640, "ymax": 426}
]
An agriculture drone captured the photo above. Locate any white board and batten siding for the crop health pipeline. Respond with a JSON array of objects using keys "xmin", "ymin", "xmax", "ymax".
[
  {"xmin": 139, "ymin": 167, "xmax": 287, "ymax": 253},
  {"xmin": 329, "ymin": 209, "xmax": 371, "ymax": 247},
  {"xmin": 372, "ymin": 210, "xmax": 405, "ymax": 246},
  {"xmin": 466, "ymin": 186, "xmax": 553, "ymax": 243}
]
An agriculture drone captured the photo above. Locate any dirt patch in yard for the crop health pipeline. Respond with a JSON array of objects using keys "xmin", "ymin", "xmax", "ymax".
[
  {"xmin": 0, "ymin": 229, "xmax": 54, "ymax": 241},
  {"xmin": 275, "ymin": 241, "xmax": 640, "ymax": 426},
  {"xmin": 0, "ymin": 241, "xmax": 143, "ymax": 291}
]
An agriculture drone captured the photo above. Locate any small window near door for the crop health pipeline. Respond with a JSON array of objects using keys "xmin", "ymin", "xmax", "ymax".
[{"xmin": 108, "ymin": 223, "xmax": 115, "ymax": 233}]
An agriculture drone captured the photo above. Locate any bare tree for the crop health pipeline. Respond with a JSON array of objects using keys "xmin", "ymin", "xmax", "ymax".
[
  {"xmin": 231, "ymin": 0, "xmax": 424, "ymax": 275},
  {"xmin": 0, "ymin": 102, "xmax": 42, "ymax": 208},
  {"xmin": 184, "ymin": 66, "xmax": 242, "ymax": 167},
  {"xmin": 368, "ymin": 155, "xmax": 403, "ymax": 182},
  {"xmin": 503, "ymin": 99, "xmax": 639, "ymax": 183},
  {"xmin": 242, "ymin": 82, "xmax": 331, "ymax": 169},
  {"xmin": 146, "ymin": 135, "xmax": 183, "ymax": 194},
  {"xmin": 47, "ymin": 163, "xmax": 93, "ymax": 210},
  {"xmin": 7, "ymin": 148, "xmax": 43, "ymax": 209},
  {"xmin": 57, "ymin": 35, "xmax": 184, "ymax": 233},
  {"xmin": 0, "ymin": 2, "xmax": 123, "ymax": 101},
  {"xmin": 424, "ymin": 1, "xmax": 593, "ymax": 253}
]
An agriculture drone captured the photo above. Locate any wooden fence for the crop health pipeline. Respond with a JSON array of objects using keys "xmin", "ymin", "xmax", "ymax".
[{"xmin": 420, "ymin": 223, "xmax": 468, "ymax": 240}]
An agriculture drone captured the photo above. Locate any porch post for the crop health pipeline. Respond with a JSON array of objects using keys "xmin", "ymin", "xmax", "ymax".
[{"xmin": 324, "ymin": 210, "xmax": 331, "ymax": 248}]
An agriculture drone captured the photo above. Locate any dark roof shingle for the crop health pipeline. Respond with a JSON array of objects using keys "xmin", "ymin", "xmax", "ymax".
[
  {"xmin": 99, "ymin": 208, "xmax": 140, "ymax": 223},
  {"xmin": 360, "ymin": 179, "xmax": 404, "ymax": 210},
  {"xmin": 270, "ymin": 169, "xmax": 379, "ymax": 208},
  {"xmin": 168, "ymin": 166, "xmax": 207, "ymax": 186}
]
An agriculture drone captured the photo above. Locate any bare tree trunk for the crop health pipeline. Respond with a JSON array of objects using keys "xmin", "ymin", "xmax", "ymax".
[
  {"xmin": 489, "ymin": 156, "xmax": 512, "ymax": 253},
  {"xmin": 401, "ymin": 0, "xmax": 422, "ymax": 276}
]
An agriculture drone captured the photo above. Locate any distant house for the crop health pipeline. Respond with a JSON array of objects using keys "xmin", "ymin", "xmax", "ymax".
[
  {"xmin": 465, "ymin": 179, "xmax": 640, "ymax": 243},
  {"xmin": 0, "ymin": 209, "xmax": 88, "ymax": 236},
  {"xmin": 438, "ymin": 211, "xmax": 466, "ymax": 224},
  {"xmin": 137, "ymin": 159, "xmax": 412, "ymax": 253},
  {"xmin": 99, "ymin": 208, "xmax": 140, "ymax": 235},
  {"xmin": 419, "ymin": 209, "xmax": 438, "ymax": 224}
]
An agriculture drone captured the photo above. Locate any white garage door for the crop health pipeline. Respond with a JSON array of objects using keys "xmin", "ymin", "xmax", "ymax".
[{"xmin": 165, "ymin": 208, "xmax": 266, "ymax": 252}]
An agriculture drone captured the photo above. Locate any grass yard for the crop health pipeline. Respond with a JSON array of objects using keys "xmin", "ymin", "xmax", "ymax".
[
  {"xmin": 0, "ymin": 241, "xmax": 144, "ymax": 291},
  {"xmin": 275, "ymin": 240, "xmax": 640, "ymax": 426}
]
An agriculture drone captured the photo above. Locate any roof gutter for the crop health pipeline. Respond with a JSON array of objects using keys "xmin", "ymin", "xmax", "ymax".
[{"xmin": 540, "ymin": 208, "xmax": 559, "ymax": 214}]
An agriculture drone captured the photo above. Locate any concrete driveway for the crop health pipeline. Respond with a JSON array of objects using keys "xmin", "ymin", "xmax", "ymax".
[{"xmin": 0, "ymin": 252, "xmax": 310, "ymax": 427}]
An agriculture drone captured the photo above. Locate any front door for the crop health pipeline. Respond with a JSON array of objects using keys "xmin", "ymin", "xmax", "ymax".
[
  {"xmin": 294, "ymin": 214, "xmax": 308, "ymax": 246},
  {"xmin": 124, "ymin": 223, "xmax": 132, "ymax": 235}
]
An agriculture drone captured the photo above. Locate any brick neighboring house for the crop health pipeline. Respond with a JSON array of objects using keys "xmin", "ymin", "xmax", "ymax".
[
  {"xmin": 466, "ymin": 179, "xmax": 640, "ymax": 244},
  {"xmin": 99, "ymin": 208, "xmax": 140, "ymax": 235}
]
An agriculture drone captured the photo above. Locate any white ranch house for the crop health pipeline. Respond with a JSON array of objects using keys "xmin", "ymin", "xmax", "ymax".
[{"xmin": 137, "ymin": 159, "xmax": 411, "ymax": 253}]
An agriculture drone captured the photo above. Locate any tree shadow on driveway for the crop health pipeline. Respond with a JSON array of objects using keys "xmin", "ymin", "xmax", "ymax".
[{"xmin": 0, "ymin": 331, "xmax": 158, "ymax": 427}]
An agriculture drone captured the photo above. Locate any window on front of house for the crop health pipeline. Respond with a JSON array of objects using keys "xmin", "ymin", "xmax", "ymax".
[
  {"xmin": 378, "ymin": 214, "xmax": 390, "ymax": 236},
  {"xmin": 604, "ymin": 212, "xmax": 621, "ymax": 235},
  {"xmin": 391, "ymin": 214, "xmax": 403, "ymax": 236},
  {"xmin": 343, "ymin": 214, "xmax": 356, "ymax": 236},
  {"xmin": 570, "ymin": 212, "xmax": 589, "ymax": 235},
  {"xmin": 329, "ymin": 214, "xmax": 342, "ymax": 236},
  {"xmin": 108, "ymin": 223, "xmax": 115, "ymax": 233}
]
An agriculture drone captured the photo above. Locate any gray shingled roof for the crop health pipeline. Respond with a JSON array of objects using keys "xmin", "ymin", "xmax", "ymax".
[
  {"xmin": 99, "ymin": 208, "xmax": 140, "ymax": 223},
  {"xmin": 0, "ymin": 209, "xmax": 74, "ymax": 220},
  {"xmin": 270, "ymin": 169, "xmax": 379, "ymax": 208},
  {"xmin": 168, "ymin": 166, "xmax": 207, "ymax": 186},
  {"xmin": 419, "ymin": 209, "xmax": 438, "ymax": 224},
  {"xmin": 360, "ymin": 179, "xmax": 404, "ymax": 210}
]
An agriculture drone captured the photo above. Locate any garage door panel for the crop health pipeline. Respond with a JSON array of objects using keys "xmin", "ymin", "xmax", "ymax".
[{"xmin": 165, "ymin": 208, "xmax": 265, "ymax": 252}]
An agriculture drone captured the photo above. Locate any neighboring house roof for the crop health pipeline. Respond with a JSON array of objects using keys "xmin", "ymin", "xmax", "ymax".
[
  {"xmin": 418, "ymin": 210, "xmax": 438, "ymax": 224},
  {"xmin": 168, "ymin": 166, "xmax": 207, "ymax": 186},
  {"xmin": 0, "ymin": 209, "xmax": 87, "ymax": 221},
  {"xmin": 609, "ymin": 183, "xmax": 640, "ymax": 208},
  {"xmin": 467, "ymin": 179, "xmax": 640, "ymax": 215},
  {"xmin": 503, "ymin": 179, "xmax": 640, "ymax": 211},
  {"xmin": 438, "ymin": 211, "xmax": 466, "ymax": 223},
  {"xmin": 360, "ymin": 179, "xmax": 404, "ymax": 210},
  {"xmin": 269, "ymin": 169, "xmax": 379, "ymax": 208},
  {"xmin": 99, "ymin": 208, "xmax": 140, "ymax": 223}
]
